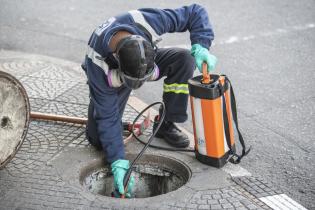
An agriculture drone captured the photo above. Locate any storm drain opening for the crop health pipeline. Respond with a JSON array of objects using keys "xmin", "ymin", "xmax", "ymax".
[{"xmin": 80, "ymin": 154, "xmax": 191, "ymax": 198}]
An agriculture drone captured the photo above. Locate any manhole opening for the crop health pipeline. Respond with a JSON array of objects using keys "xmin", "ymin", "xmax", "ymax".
[{"xmin": 80, "ymin": 154, "xmax": 191, "ymax": 198}]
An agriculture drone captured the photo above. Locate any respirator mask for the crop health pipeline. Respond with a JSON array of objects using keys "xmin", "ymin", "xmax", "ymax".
[{"xmin": 107, "ymin": 35, "xmax": 158, "ymax": 89}]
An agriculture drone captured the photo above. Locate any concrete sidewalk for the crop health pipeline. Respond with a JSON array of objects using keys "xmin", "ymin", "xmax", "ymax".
[{"xmin": 0, "ymin": 50, "xmax": 308, "ymax": 210}]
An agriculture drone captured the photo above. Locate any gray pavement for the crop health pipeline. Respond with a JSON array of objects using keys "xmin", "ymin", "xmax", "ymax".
[
  {"xmin": 1, "ymin": 0, "xmax": 315, "ymax": 208},
  {"xmin": 0, "ymin": 51, "xmax": 309, "ymax": 209},
  {"xmin": 0, "ymin": 2, "xmax": 314, "ymax": 207}
]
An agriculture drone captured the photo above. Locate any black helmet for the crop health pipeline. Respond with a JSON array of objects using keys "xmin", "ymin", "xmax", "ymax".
[{"xmin": 116, "ymin": 35, "xmax": 156, "ymax": 89}]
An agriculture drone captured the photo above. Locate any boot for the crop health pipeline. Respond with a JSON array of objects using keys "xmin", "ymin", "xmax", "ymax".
[{"xmin": 153, "ymin": 115, "xmax": 190, "ymax": 148}]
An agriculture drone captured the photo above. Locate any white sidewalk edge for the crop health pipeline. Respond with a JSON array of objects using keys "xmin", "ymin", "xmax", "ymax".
[{"xmin": 260, "ymin": 194, "xmax": 308, "ymax": 210}]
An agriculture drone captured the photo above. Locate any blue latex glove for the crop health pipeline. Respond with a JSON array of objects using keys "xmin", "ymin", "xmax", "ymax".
[
  {"xmin": 111, "ymin": 159, "xmax": 135, "ymax": 197},
  {"xmin": 191, "ymin": 44, "xmax": 217, "ymax": 72}
]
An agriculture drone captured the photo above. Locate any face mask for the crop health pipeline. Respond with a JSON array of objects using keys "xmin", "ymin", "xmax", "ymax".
[{"xmin": 107, "ymin": 63, "xmax": 159, "ymax": 88}]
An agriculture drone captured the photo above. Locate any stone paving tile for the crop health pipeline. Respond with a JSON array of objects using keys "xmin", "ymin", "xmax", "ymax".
[
  {"xmin": 55, "ymin": 82, "xmax": 90, "ymax": 105},
  {"xmin": 232, "ymin": 176, "xmax": 282, "ymax": 198},
  {"xmin": 0, "ymin": 58, "xmax": 48, "ymax": 78},
  {"xmin": 20, "ymin": 76, "xmax": 79, "ymax": 100},
  {"xmin": 4, "ymin": 121, "xmax": 84, "ymax": 176},
  {"xmin": 38, "ymin": 100, "xmax": 88, "ymax": 118},
  {"xmin": 28, "ymin": 97, "xmax": 51, "ymax": 112},
  {"xmin": 26, "ymin": 62, "xmax": 85, "ymax": 82},
  {"xmin": 167, "ymin": 184, "xmax": 272, "ymax": 210},
  {"xmin": 0, "ymin": 164, "xmax": 103, "ymax": 210},
  {"xmin": 68, "ymin": 133, "xmax": 90, "ymax": 148}
]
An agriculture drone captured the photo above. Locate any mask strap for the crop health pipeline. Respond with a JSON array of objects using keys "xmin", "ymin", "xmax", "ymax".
[
  {"xmin": 137, "ymin": 39, "xmax": 146, "ymax": 61},
  {"xmin": 134, "ymin": 23, "xmax": 161, "ymax": 52}
]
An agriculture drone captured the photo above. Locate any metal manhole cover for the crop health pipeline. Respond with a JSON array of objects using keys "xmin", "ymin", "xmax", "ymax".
[{"xmin": 0, "ymin": 71, "xmax": 30, "ymax": 169}]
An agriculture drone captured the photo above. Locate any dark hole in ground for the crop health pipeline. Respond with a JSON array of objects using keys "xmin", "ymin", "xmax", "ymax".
[
  {"xmin": 80, "ymin": 155, "xmax": 191, "ymax": 198},
  {"xmin": 1, "ymin": 116, "xmax": 11, "ymax": 128}
]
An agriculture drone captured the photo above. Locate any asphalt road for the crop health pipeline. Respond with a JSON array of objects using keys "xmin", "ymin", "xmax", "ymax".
[{"xmin": 0, "ymin": 0, "xmax": 314, "ymax": 208}]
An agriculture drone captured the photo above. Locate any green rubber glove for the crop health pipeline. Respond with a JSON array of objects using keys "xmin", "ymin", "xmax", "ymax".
[
  {"xmin": 191, "ymin": 44, "xmax": 217, "ymax": 72},
  {"xmin": 111, "ymin": 159, "xmax": 135, "ymax": 197}
]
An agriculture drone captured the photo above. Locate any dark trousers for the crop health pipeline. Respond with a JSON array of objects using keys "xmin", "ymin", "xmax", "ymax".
[{"xmin": 86, "ymin": 48, "xmax": 195, "ymax": 146}]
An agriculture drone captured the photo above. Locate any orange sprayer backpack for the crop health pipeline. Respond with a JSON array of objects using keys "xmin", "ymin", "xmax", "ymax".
[{"xmin": 188, "ymin": 63, "xmax": 251, "ymax": 168}]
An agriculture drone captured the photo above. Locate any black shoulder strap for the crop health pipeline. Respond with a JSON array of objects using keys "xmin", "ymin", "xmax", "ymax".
[{"xmin": 219, "ymin": 76, "xmax": 251, "ymax": 164}]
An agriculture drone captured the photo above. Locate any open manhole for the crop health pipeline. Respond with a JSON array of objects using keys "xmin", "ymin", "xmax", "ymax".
[{"xmin": 80, "ymin": 154, "xmax": 191, "ymax": 198}]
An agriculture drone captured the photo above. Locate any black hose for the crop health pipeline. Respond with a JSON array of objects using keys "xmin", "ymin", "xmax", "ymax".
[
  {"xmin": 122, "ymin": 102, "xmax": 166, "ymax": 193},
  {"xmin": 122, "ymin": 101, "xmax": 194, "ymax": 195},
  {"xmin": 132, "ymin": 104, "xmax": 194, "ymax": 152},
  {"xmin": 130, "ymin": 102, "xmax": 166, "ymax": 166}
]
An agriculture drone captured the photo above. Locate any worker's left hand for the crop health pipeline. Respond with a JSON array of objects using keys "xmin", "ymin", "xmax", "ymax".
[
  {"xmin": 111, "ymin": 159, "xmax": 135, "ymax": 198},
  {"xmin": 191, "ymin": 44, "xmax": 217, "ymax": 72}
]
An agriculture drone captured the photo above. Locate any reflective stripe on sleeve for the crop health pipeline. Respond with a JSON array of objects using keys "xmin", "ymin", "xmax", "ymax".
[
  {"xmin": 163, "ymin": 83, "xmax": 189, "ymax": 94},
  {"xmin": 86, "ymin": 46, "xmax": 109, "ymax": 75},
  {"xmin": 128, "ymin": 10, "xmax": 160, "ymax": 42}
]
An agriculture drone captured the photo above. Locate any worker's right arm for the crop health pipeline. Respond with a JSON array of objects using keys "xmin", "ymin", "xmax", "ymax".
[
  {"xmin": 85, "ymin": 59, "xmax": 125, "ymax": 164},
  {"xmin": 85, "ymin": 60, "xmax": 134, "ymax": 196},
  {"xmin": 138, "ymin": 4, "xmax": 214, "ymax": 49},
  {"xmin": 136, "ymin": 4, "xmax": 217, "ymax": 71}
]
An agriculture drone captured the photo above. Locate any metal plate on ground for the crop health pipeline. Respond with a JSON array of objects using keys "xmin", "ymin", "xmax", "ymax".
[{"xmin": 0, "ymin": 71, "xmax": 30, "ymax": 169}]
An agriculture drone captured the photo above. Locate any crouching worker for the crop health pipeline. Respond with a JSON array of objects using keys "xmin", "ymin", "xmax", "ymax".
[{"xmin": 83, "ymin": 4, "xmax": 217, "ymax": 197}]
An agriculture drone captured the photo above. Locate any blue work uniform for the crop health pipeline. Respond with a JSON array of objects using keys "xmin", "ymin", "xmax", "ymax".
[{"xmin": 84, "ymin": 4, "xmax": 214, "ymax": 163}]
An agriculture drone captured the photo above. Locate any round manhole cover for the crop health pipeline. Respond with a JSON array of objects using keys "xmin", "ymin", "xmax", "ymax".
[
  {"xmin": 0, "ymin": 71, "xmax": 30, "ymax": 169},
  {"xmin": 80, "ymin": 154, "xmax": 191, "ymax": 198}
]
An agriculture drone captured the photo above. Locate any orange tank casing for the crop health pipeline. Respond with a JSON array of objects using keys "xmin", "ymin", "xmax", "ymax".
[{"xmin": 188, "ymin": 74, "xmax": 235, "ymax": 168}]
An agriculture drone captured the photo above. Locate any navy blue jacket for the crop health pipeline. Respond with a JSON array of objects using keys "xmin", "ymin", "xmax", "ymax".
[{"xmin": 84, "ymin": 4, "xmax": 214, "ymax": 163}]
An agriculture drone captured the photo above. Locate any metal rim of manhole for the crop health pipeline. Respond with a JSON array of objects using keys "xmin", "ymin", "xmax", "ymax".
[
  {"xmin": 79, "ymin": 154, "xmax": 192, "ymax": 198},
  {"xmin": 0, "ymin": 71, "xmax": 30, "ymax": 169}
]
